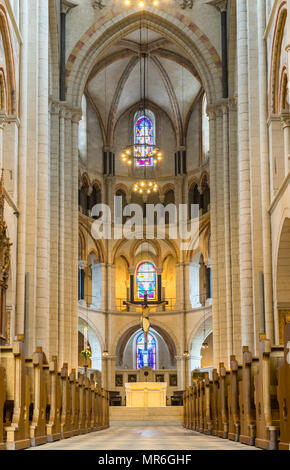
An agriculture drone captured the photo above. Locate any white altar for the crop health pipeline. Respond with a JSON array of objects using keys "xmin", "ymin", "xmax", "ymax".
[{"xmin": 125, "ymin": 382, "xmax": 167, "ymax": 407}]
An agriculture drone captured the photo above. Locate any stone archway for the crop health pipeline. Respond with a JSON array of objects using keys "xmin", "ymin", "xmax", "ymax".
[
  {"xmin": 276, "ymin": 217, "xmax": 290, "ymax": 344},
  {"xmin": 189, "ymin": 314, "xmax": 213, "ymax": 372},
  {"xmin": 114, "ymin": 322, "xmax": 178, "ymax": 368},
  {"xmin": 66, "ymin": 9, "xmax": 222, "ymax": 110}
]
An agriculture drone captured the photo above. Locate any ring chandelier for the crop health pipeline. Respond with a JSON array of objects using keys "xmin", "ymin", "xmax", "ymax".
[
  {"xmin": 121, "ymin": 144, "xmax": 163, "ymax": 166},
  {"xmin": 132, "ymin": 181, "xmax": 159, "ymax": 194}
]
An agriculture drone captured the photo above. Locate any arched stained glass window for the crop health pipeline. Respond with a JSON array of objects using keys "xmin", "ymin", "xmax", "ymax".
[
  {"xmin": 136, "ymin": 262, "xmax": 157, "ymax": 300},
  {"xmin": 136, "ymin": 332, "xmax": 156, "ymax": 369},
  {"xmin": 202, "ymin": 95, "xmax": 210, "ymax": 159},
  {"xmin": 134, "ymin": 111, "xmax": 155, "ymax": 167}
]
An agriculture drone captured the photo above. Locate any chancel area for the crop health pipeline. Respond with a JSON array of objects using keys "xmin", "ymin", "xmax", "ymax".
[{"xmin": 0, "ymin": 0, "xmax": 290, "ymax": 452}]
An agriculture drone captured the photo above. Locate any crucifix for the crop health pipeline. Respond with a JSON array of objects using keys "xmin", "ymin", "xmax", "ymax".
[{"xmin": 140, "ymin": 291, "xmax": 151, "ymax": 351}]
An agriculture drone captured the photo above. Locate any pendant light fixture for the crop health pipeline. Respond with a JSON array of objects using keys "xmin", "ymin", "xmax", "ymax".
[{"xmin": 120, "ymin": 16, "xmax": 162, "ymax": 193}]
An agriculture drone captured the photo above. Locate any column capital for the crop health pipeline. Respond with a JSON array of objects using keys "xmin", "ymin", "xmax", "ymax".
[
  {"xmin": 78, "ymin": 260, "xmax": 87, "ymax": 270},
  {"xmin": 61, "ymin": 0, "xmax": 78, "ymax": 15},
  {"xmin": 206, "ymin": 0, "xmax": 228, "ymax": 13},
  {"xmin": 0, "ymin": 111, "xmax": 8, "ymax": 130},
  {"xmin": 281, "ymin": 112, "xmax": 290, "ymax": 128}
]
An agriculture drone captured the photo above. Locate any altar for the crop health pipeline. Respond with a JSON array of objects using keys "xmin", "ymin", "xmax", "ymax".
[{"xmin": 125, "ymin": 382, "xmax": 167, "ymax": 408}]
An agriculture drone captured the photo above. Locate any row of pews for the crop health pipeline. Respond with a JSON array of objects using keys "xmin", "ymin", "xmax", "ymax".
[
  {"xmin": 183, "ymin": 323, "xmax": 290, "ymax": 450},
  {"xmin": 0, "ymin": 335, "xmax": 110, "ymax": 450}
]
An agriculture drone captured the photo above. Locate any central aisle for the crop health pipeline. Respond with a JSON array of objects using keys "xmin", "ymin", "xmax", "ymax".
[{"xmin": 29, "ymin": 426, "xmax": 259, "ymax": 451}]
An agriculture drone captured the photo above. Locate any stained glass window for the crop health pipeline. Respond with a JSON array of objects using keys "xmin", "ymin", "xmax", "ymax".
[
  {"xmin": 136, "ymin": 262, "xmax": 157, "ymax": 300},
  {"xmin": 136, "ymin": 332, "xmax": 156, "ymax": 370},
  {"xmin": 134, "ymin": 112, "xmax": 155, "ymax": 167},
  {"xmin": 202, "ymin": 95, "xmax": 210, "ymax": 158}
]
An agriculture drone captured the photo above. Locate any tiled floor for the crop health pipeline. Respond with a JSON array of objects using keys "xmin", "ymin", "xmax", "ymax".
[{"xmin": 29, "ymin": 426, "xmax": 259, "ymax": 450}]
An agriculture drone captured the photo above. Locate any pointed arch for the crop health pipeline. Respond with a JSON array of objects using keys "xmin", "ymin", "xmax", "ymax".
[
  {"xmin": 66, "ymin": 10, "xmax": 222, "ymax": 109},
  {"xmin": 0, "ymin": 5, "xmax": 17, "ymax": 114}
]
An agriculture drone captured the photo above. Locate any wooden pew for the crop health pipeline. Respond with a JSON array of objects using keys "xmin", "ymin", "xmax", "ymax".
[
  {"xmin": 277, "ymin": 322, "xmax": 290, "ymax": 450},
  {"xmin": 70, "ymin": 369, "xmax": 79, "ymax": 436},
  {"xmin": 78, "ymin": 374, "xmax": 86, "ymax": 434},
  {"xmin": 190, "ymin": 384, "xmax": 197, "ymax": 430},
  {"xmin": 2, "ymin": 337, "xmax": 30, "ymax": 450},
  {"xmin": 188, "ymin": 386, "xmax": 194, "ymax": 430},
  {"xmin": 105, "ymin": 390, "xmax": 110, "ymax": 428},
  {"xmin": 254, "ymin": 336, "xmax": 284, "ymax": 450},
  {"xmin": 186, "ymin": 387, "xmax": 191, "ymax": 429},
  {"xmin": 46, "ymin": 356, "xmax": 61, "ymax": 442},
  {"xmin": 183, "ymin": 388, "xmax": 188, "ymax": 428},
  {"xmin": 193, "ymin": 383, "xmax": 199, "ymax": 431},
  {"xmin": 60, "ymin": 363, "xmax": 72, "ymax": 439},
  {"xmin": 28, "ymin": 347, "xmax": 48, "ymax": 447},
  {"xmin": 218, "ymin": 363, "xmax": 230, "ymax": 439},
  {"xmin": 84, "ymin": 377, "xmax": 90, "ymax": 432},
  {"xmin": 204, "ymin": 374, "xmax": 213, "ymax": 435},
  {"xmin": 239, "ymin": 347, "xmax": 259, "ymax": 446},
  {"xmin": 228, "ymin": 355, "xmax": 242, "ymax": 442},
  {"xmin": 90, "ymin": 382, "xmax": 98, "ymax": 432},
  {"xmin": 197, "ymin": 380, "xmax": 205, "ymax": 433},
  {"xmin": 211, "ymin": 370, "xmax": 219, "ymax": 436},
  {"xmin": 101, "ymin": 388, "xmax": 106, "ymax": 428},
  {"xmin": 97, "ymin": 385, "xmax": 103, "ymax": 430},
  {"xmin": 0, "ymin": 367, "xmax": 5, "ymax": 450}
]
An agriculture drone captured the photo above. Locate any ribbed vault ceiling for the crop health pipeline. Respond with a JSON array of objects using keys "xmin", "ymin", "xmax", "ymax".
[{"xmin": 85, "ymin": 27, "xmax": 202, "ymax": 143}]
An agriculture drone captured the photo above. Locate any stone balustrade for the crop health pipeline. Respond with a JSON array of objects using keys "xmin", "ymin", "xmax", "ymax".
[
  {"xmin": 0, "ymin": 336, "xmax": 110, "ymax": 450},
  {"xmin": 184, "ymin": 325, "xmax": 290, "ymax": 450}
]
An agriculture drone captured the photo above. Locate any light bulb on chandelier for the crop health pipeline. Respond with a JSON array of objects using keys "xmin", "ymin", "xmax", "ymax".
[
  {"xmin": 133, "ymin": 181, "xmax": 159, "ymax": 194},
  {"xmin": 120, "ymin": 144, "xmax": 163, "ymax": 166}
]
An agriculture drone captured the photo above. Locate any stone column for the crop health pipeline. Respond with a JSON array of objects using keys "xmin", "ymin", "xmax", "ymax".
[
  {"xmin": 208, "ymin": 108, "xmax": 220, "ymax": 365},
  {"xmin": 175, "ymin": 263, "xmax": 184, "ymax": 311},
  {"xmin": 60, "ymin": 1, "xmax": 77, "ymax": 101},
  {"xmin": 258, "ymin": 0, "xmax": 274, "ymax": 343},
  {"xmin": 107, "ymin": 264, "xmax": 116, "ymax": 311},
  {"xmin": 49, "ymin": 100, "xmax": 60, "ymax": 357},
  {"xmin": 183, "ymin": 263, "xmax": 192, "ymax": 310},
  {"xmin": 36, "ymin": 0, "xmax": 50, "ymax": 354},
  {"xmin": 222, "ymin": 102, "xmax": 233, "ymax": 361},
  {"xmin": 176, "ymin": 355, "xmax": 183, "ymax": 391},
  {"xmin": 90, "ymin": 263, "xmax": 102, "ymax": 309},
  {"xmin": 24, "ymin": 0, "xmax": 39, "ymax": 355},
  {"xmin": 215, "ymin": 105, "xmax": 227, "ymax": 364},
  {"xmin": 71, "ymin": 111, "xmax": 81, "ymax": 368},
  {"xmin": 58, "ymin": 106, "xmax": 66, "ymax": 364},
  {"xmin": 64, "ymin": 109, "xmax": 73, "ymax": 364},
  {"xmin": 78, "ymin": 261, "xmax": 86, "ymax": 306},
  {"xmin": 237, "ymin": 0, "xmax": 254, "ymax": 351},
  {"xmin": 208, "ymin": 1, "xmax": 228, "ymax": 98},
  {"xmin": 228, "ymin": 98, "xmax": 241, "ymax": 359},
  {"xmin": 129, "ymin": 268, "xmax": 135, "ymax": 303},
  {"xmin": 188, "ymin": 262, "xmax": 201, "ymax": 309}
]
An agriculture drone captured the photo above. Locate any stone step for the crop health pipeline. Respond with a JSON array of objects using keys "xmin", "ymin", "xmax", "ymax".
[{"xmin": 110, "ymin": 406, "xmax": 184, "ymax": 426}]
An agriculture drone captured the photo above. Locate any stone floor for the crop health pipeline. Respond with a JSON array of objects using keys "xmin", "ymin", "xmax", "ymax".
[{"xmin": 29, "ymin": 426, "xmax": 259, "ymax": 450}]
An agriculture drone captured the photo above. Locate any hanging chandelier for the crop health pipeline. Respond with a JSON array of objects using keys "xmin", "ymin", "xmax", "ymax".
[
  {"xmin": 120, "ymin": 23, "xmax": 162, "ymax": 193},
  {"xmin": 121, "ymin": 145, "xmax": 162, "ymax": 166},
  {"xmin": 132, "ymin": 180, "xmax": 159, "ymax": 194}
]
